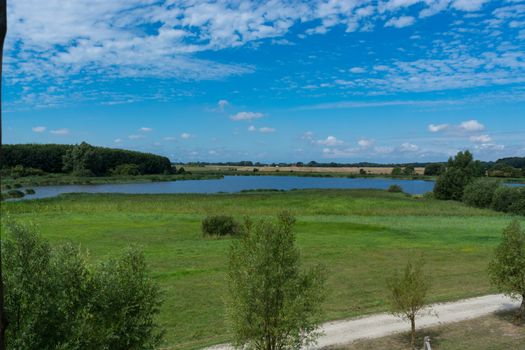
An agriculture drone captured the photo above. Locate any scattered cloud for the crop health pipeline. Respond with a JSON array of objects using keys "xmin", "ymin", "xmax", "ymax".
[
  {"xmin": 400, "ymin": 142, "xmax": 420, "ymax": 152},
  {"xmin": 357, "ymin": 138, "xmax": 374, "ymax": 148},
  {"xmin": 459, "ymin": 119, "xmax": 485, "ymax": 132},
  {"xmin": 181, "ymin": 132, "xmax": 192, "ymax": 139},
  {"xmin": 32, "ymin": 126, "xmax": 46, "ymax": 133},
  {"xmin": 114, "ymin": 138, "xmax": 123, "ymax": 143},
  {"xmin": 317, "ymin": 136, "xmax": 344, "ymax": 146},
  {"xmin": 428, "ymin": 124, "xmax": 450, "ymax": 133},
  {"xmin": 218, "ymin": 99, "xmax": 229, "ymax": 111},
  {"xmin": 385, "ymin": 16, "xmax": 415, "ymax": 28},
  {"xmin": 163, "ymin": 136, "xmax": 176, "ymax": 141},
  {"xmin": 50, "ymin": 128, "xmax": 69, "ymax": 135},
  {"xmin": 230, "ymin": 112, "xmax": 264, "ymax": 121},
  {"xmin": 470, "ymin": 134, "xmax": 492, "ymax": 143},
  {"xmin": 128, "ymin": 134, "xmax": 145, "ymax": 140},
  {"xmin": 140, "ymin": 127, "xmax": 153, "ymax": 132},
  {"xmin": 259, "ymin": 127, "xmax": 276, "ymax": 133},
  {"xmin": 248, "ymin": 125, "xmax": 257, "ymax": 132},
  {"xmin": 350, "ymin": 67, "xmax": 366, "ymax": 74}
]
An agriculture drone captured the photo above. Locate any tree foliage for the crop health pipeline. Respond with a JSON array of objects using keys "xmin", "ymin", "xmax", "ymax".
[
  {"xmin": 227, "ymin": 212, "xmax": 326, "ymax": 350},
  {"xmin": 462, "ymin": 178, "xmax": 501, "ymax": 209},
  {"xmin": 1, "ymin": 143, "xmax": 172, "ymax": 176},
  {"xmin": 433, "ymin": 151, "xmax": 483, "ymax": 200},
  {"xmin": 489, "ymin": 221, "xmax": 525, "ymax": 322},
  {"xmin": 2, "ymin": 220, "xmax": 164, "ymax": 349},
  {"xmin": 491, "ymin": 187, "xmax": 525, "ymax": 216},
  {"xmin": 387, "ymin": 258, "xmax": 431, "ymax": 349}
]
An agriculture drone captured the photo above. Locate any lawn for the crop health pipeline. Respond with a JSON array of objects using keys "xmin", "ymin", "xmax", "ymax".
[{"xmin": 2, "ymin": 189, "xmax": 523, "ymax": 350}]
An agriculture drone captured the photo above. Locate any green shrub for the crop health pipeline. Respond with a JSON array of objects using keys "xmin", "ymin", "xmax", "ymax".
[
  {"xmin": 391, "ymin": 167, "xmax": 402, "ymax": 176},
  {"xmin": 13, "ymin": 183, "xmax": 22, "ymax": 188},
  {"xmin": 7, "ymin": 189, "xmax": 25, "ymax": 198},
  {"xmin": 463, "ymin": 178, "xmax": 501, "ymax": 208},
  {"xmin": 25, "ymin": 188, "xmax": 36, "ymax": 195},
  {"xmin": 202, "ymin": 216, "xmax": 242, "ymax": 237},
  {"xmin": 388, "ymin": 184, "xmax": 403, "ymax": 193},
  {"xmin": 491, "ymin": 187, "xmax": 525, "ymax": 215}
]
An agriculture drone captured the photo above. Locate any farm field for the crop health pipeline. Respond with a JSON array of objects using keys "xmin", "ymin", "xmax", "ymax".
[
  {"xmin": 2, "ymin": 189, "xmax": 523, "ymax": 350},
  {"xmin": 185, "ymin": 165, "xmax": 426, "ymax": 175}
]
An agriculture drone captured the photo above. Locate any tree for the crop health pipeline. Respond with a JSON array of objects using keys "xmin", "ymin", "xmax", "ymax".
[
  {"xmin": 391, "ymin": 167, "xmax": 402, "ymax": 176},
  {"xmin": 387, "ymin": 258, "xmax": 431, "ymax": 349},
  {"xmin": 62, "ymin": 141, "xmax": 102, "ymax": 176},
  {"xmin": 1, "ymin": 2, "xmax": 7, "ymax": 348},
  {"xmin": 489, "ymin": 221, "xmax": 525, "ymax": 322},
  {"xmin": 434, "ymin": 150, "xmax": 483, "ymax": 200},
  {"xmin": 423, "ymin": 163, "xmax": 444, "ymax": 176},
  {"xmin": 403, "ymin": 166, "xmax": 415, "ymax": 176},
  {"xmin": 2, "ymin": 220, "xmax": 163, "ymax": 349},
  {"xmin": 227, "ymin": 212, "xmax": 325, "ymax": 350}
]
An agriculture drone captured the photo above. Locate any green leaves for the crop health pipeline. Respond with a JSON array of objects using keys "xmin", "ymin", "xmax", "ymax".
[
  {"xmin": 489, "ymin": 221, "xmax": 525, "ymax": 302},
  {"xmin": 227, "ymin": 212, "xmax": 325, "ymax": 350},
  {"xmin": 1, "ymin": 221, "xmax": 164, "ymax": 349}
]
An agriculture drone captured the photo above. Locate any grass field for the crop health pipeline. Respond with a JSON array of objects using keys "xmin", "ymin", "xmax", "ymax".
[{"xmin": 2, "ymin": 189, "xmax": 524, "ymax": 349}]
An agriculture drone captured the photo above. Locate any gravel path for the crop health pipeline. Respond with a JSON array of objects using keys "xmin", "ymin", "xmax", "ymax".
[{"xmin": 206, "ymin": 294, "xmax": 520, "ymax": 350}]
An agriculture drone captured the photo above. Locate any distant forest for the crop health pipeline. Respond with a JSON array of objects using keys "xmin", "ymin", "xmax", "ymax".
[
  {"xmin": 0, "ymin": 143, "xmax": 172, "ymax": 176},
  {"xmin": 184, "ymin": 158, "xmax": 525, "ymax": 170}
]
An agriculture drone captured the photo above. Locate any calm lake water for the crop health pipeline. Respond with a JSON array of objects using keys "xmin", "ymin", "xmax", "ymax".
[{"xmin": 19, "ymin": 176, "xmax": 437, "ymax": 200}]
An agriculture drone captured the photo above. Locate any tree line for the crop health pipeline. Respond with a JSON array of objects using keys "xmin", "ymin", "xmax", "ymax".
[{"xmin": 0, "ymin": 143, "xmax": 173, "ymax": 176}]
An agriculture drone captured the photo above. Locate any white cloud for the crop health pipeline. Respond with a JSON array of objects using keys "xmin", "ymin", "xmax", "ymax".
[
  {"xmin": 357, "ymin": 138, "xmax": 374, "ymax": 148},
  {"xmin": 32, "ymin": 126, "xmax": 47, "ymax": 133},
  {"xmin": 114, "ymin": 138, "xmax": 123, "ymax": 143},
  {"xmin": 385, "ymin": 16, "xmax": 415, "ymax": 28},
  {"xmin": 218, "ymin": 99, "xmax": 229, "ymax": 110},
  {"xmin": 400, "ymin": 142, "xmax": 420, "ymax": 152},
  {"xmin": 181, "ymin": 132, "xmax": 192, "ymax": 139},
  {"xmin": 230, "ymin": 111, "xmax": 264, "ymax": 121},
  {"xmin": 350, "ymin": 67, "xmax": 366, "ymax": 74},
  {"xmin": 259, "ymin": 127, "xmax": 276, "ymax": 133},
  {"xmin": 163, "ymin": 136, "xmax": 176, "ymax": 141},
  {"xmin": 428, "ymin": 124, "xmax": 450, "ymax": 132},
  {"xmin": 128, "ymin": 134, "xmax": 145, "ymax": 140},
  {"xmin": 452, "ymin": 0, "xmax": 489, "ymax": 12},
  {"xmin": 459, "ymin": 119, "xmax": 485, "ymax": 132},
  {"xmin": 317, "ymin": 136, "xmax": 344, "ymax": 146},
  {"xmin": 248, "ymin": 125, "xmax": 257, "ymax": 132},
  {"xmin": 50, "ymin": 128, "xmax": 69, "ymax": 135},
  {"xmin": 140, "ymin": 127, "xmax": 153, "ymax": 132},
  {"xmin": 470, "ymin": 134, "xmax": 492, "ymax": 143}
]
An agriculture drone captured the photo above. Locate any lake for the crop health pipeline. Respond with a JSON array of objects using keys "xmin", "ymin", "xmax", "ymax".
[{"xmin": 18, "ymin": 176, "xmax": 437, "ymax": 200}]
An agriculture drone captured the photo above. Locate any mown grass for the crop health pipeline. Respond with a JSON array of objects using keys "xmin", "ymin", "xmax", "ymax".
[{"xmin": 2, "ymin": 189, "xmax": 524, "ymax": 350}]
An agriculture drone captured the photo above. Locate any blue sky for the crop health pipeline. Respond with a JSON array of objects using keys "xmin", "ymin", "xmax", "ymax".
[{"xmin": 3, "ymin": 0, "xmax": 525, "ymax": 163}]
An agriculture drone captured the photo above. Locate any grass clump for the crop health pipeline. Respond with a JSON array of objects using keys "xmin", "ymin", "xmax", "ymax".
[
  {"xmin": 7, "ymin": 189, "xmax": 25, "ymax": 199},
  {"xmin": 25, "ymin": 188, "xmax": 36, "ymax": 195}
]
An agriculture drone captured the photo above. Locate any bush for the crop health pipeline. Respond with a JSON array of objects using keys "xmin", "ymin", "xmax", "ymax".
[
  {"xmin": 202, "ymin": 216, "xmax": 242, "ymax": 237},
  {"xmin": 491, "ymin": 186, "xmax": 525, "ymax": 215},
  {"xmin": 388, "ymin": 184, "xmax": 403, "ymax": 193},
  {"xmin": 25, "ymin": 188, "xmax": 36, "ymax": 195},
  {"xmin": 111, "ymin": 163, "xmax": 142, "ymax": 176},
  {"xmin": 423, "ymin": 191, "xmax": 435, "ymax": 199},
  {"xmin": 7, "ymin": 189, "xmax": 25, "ymax": 198},
  {"xmin": 2, "ymin": 220, "xmax": 164, "ymax": 349},
  {"xmin": 463, "ymin": 178, "xmax": 501, "ymax": 208},
  {"xmin": 13, "ymin": 183, "xmax": 22, "ymax": 188}
]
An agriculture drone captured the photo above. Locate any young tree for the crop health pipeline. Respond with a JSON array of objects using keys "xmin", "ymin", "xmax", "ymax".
[
  {"xmin": 387, "ymin": 258, "xmax": 431, "ymax": 349},
  {"xmin": 1, "ymin": 220, "xmax": 163, "ymax": 349},
  {"xmin": 228, "ymin": 212, "xmax": 325, "ymax": 350},
  {"xmin": 489, "ymin": 220, "xmax": 525, "ymax": 322}
]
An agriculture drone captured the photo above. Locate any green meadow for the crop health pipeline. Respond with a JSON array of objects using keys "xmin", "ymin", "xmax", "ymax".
[{"xmin": 2, "ymin": 189, "xmax": 523, "ymax": 350}]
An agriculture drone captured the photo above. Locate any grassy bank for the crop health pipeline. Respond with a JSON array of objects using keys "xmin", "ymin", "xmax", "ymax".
[
  {"xmin": 0, "ymin": 172, "xmax": 223, "ymax": 190},
  {"xmin": 2, "ymin": 190, "xmax": 523, "ymax": 349}
]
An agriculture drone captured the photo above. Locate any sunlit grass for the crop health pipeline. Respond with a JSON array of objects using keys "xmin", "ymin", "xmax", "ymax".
[{"xmin": 2, "ymin": 189, "xmax": 523, "ymax": 350}]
